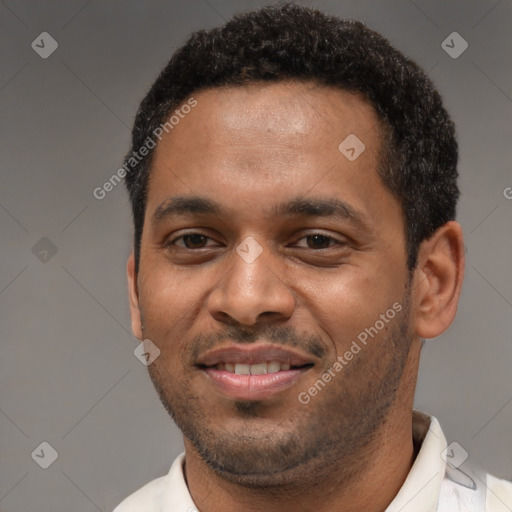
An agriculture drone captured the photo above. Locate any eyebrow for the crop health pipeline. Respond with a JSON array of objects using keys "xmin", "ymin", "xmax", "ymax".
[{"xmin": 151, "ymin": 195, "xmax": 372, "ymax": 232}]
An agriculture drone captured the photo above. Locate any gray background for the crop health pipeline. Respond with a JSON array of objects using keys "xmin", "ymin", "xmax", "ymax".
[{"xmin": 1, "ymin": 1, "xmax": 511, "ymax": 510}]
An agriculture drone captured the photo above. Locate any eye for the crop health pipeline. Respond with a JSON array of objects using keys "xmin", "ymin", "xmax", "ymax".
[
  {"xmin": 167, "ymin": 232, "xmax": 219, "ymax": 249},
  {"xmin": 293, "ymin": 233, "xmax": 345, "ymax": 250},
  {"xmin": 165, "ymin": 231, "xmax": 345, "ymax": 251}
]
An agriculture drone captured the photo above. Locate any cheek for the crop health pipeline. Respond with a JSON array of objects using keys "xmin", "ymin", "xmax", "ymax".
[
  {"xmin": 139, "ymin": 266, "xmax": 202, "ymax": 339},
  {"xmin": 300, "ymin": 267, "xmax": 400, "ymax": 351},
  {"xmin": 139, "ymin": 271, "xmax": 204, "ymax": 380}
]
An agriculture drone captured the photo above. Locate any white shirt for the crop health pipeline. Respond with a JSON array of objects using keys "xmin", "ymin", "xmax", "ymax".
[{"xmin": 113, "ymin": 411, "xmax": 512, "ymax": 511}]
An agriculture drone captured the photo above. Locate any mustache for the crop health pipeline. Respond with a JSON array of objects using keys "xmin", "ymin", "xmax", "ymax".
[{"xmin": 189, "ymin": 324, "xmax": 327, "ymax": 361}]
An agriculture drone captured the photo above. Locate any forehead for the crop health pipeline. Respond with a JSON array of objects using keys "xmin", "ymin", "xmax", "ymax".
[
  {"xmin": 145, "ymin": 81, "xmax": 399, "ymax": 232},
  {"xmin": 164, "ymin": 81, "xmax": 380, "ymax": 152}
]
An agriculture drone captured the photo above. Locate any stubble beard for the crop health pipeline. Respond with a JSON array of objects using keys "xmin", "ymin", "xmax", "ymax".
[{"xmin": 146, "ymin": 290, "xmax": 413, "ymax": 489}]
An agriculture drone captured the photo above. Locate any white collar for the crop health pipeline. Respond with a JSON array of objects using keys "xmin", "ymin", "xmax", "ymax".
[{"xmin": 384, "ymin": 411, "xmax": 447, "ymax": 511}]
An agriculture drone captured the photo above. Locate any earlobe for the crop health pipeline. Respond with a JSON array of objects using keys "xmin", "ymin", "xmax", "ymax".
[
  {"xmin": 127, "ymin": 252, "xmax": 144, "ymax": 340},
  {"xmin": 413, "ymin": 221, "xmax": 465, "ymax": 340}
]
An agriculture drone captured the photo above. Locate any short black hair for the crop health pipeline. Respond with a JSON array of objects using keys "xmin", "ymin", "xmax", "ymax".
[{"xmin": 124, "ymin": 2, "xmax": 459, "ymax": 274}]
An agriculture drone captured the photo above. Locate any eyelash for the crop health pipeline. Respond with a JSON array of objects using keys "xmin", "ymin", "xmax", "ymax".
[{"xmin": 166, "ymin": 231, "xmax": 345, "ymax": 250}]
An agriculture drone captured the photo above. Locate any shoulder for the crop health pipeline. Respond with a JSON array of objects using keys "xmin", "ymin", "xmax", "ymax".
[
  {"xmin": 113, "ymin": 475, "xmax": 166, "ymax": 512},
  {"xmin": 486, "ymin": 473, "xmax": 512, "ymax": 511}
]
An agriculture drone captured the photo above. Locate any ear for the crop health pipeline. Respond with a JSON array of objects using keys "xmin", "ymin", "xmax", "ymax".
[
  {"xmin": 411, "ymin": 221, "xmax": 465, "ymax": 339},
  {"xmin": 127, "ymin": 252, "xmax": 143, "ymax": 340}
]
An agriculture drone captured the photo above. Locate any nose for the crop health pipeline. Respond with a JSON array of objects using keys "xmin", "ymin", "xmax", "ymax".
[{"xmin": 207, "ymin": 240, "xmax": 296, "ymax": 326}]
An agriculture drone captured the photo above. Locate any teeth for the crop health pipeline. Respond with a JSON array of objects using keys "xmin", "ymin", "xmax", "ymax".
[
  {"xmin": 234, "ymin": 363, "xmax": 250, "ymax": 375},
  {"xmin": 267, "ymin": 361, "xmax": 281, "ymax": 374},
  {"xmin": 250, "ymin": 363, "xmax": 267, "ymax": 375},
  {"xmin": 218, "ymin": 361, "xmax": 293, "ymax": 375}
]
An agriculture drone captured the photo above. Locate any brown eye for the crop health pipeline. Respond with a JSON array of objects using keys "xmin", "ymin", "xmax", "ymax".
[
  {"xmin": 182, "ymin": 234, "xmax": 208, "ymax": 248},
  {"xmin": 168, "ymin": 232, "xmax": 217, "ymax": 249},
  {"xmin": 305, "ymin": 234, "xmax": 333, "ymax": 249}
]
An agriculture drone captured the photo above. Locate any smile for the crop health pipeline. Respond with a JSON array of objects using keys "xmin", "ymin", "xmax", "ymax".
[
  {"xmin": 197, "ymin": 343, "xmax": 315, "ymax": 400},
  {"xmin": 212, "ymin": 361, "xmax": 292, "ymax": 374}
]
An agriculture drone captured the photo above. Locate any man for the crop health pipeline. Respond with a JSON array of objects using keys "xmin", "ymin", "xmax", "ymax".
[{"xmin": 115, "ymin": 3, "xmax": 512, "ymax": 511}]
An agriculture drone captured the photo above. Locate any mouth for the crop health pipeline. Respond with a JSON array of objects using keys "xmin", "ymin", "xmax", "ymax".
[{"xmin": 197, "ymin": 344, "xmax": 315, "ymax": 401}]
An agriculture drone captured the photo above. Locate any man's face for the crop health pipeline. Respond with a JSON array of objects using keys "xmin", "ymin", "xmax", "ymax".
[{"xmin": 130, "ymin": 81, "xmax": 417, "ymax": 486}]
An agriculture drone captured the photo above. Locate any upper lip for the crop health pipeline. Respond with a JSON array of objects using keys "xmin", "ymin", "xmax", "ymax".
[{"xmin": 197, "ymin": 343, "xmax": 316, "ymax": 367}]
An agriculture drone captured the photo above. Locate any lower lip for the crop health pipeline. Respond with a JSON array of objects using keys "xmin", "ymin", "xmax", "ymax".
[{"xmin": 203, "ymin": 367, "xmax": 310, "ymax": 401}]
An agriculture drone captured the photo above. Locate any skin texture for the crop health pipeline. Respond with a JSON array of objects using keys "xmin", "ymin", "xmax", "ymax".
[{"xmin": 127, "ymin": 81, "xmax": 465, "ymax": 512}]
